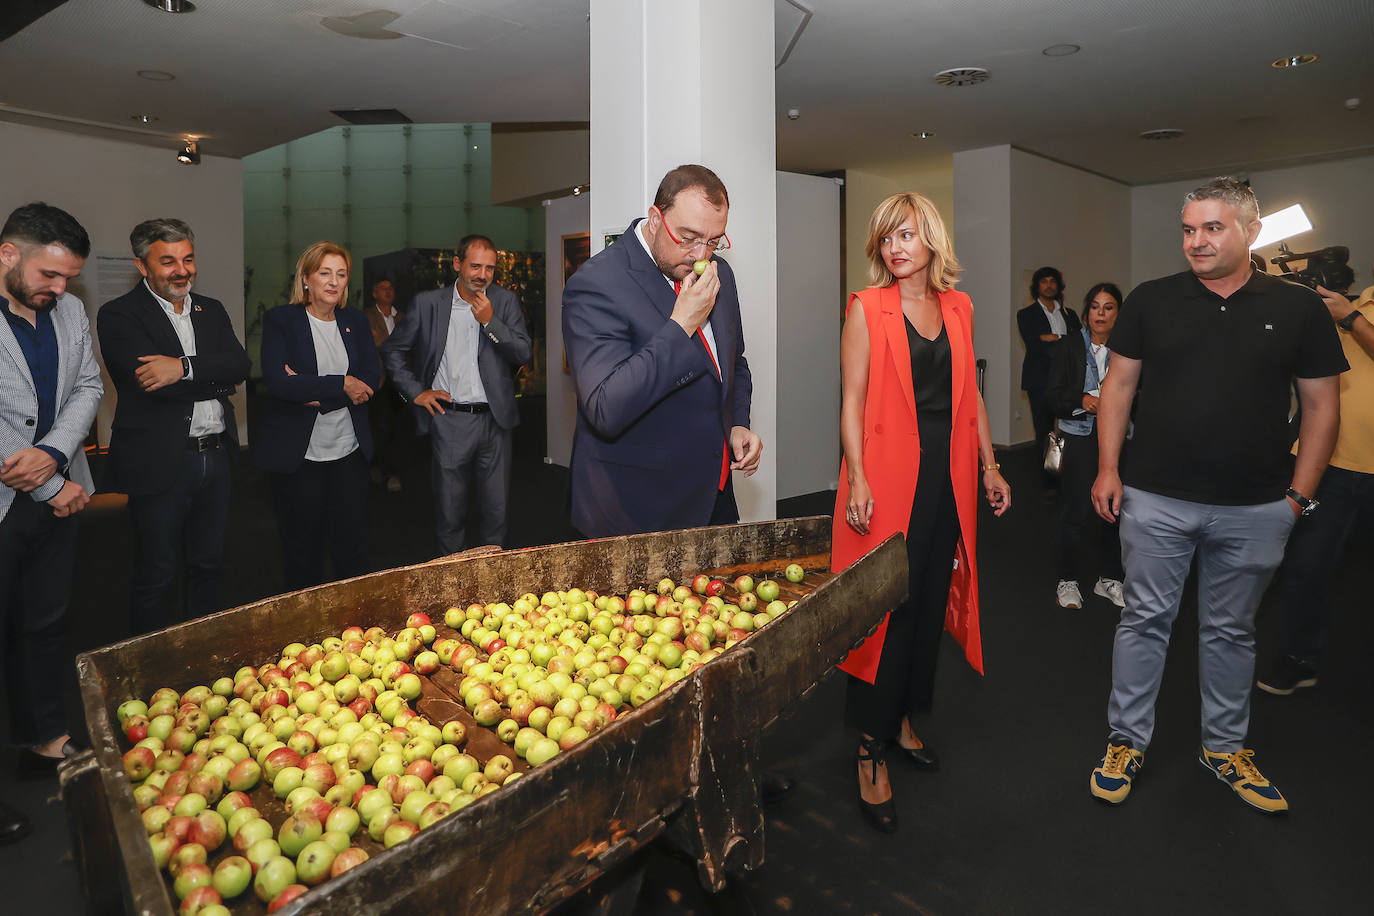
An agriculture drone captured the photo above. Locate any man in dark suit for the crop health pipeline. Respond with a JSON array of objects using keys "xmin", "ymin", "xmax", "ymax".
[
  {"xmin": 0, "ymin": 203, "xmax": 102, "ymax": 838},
  {"xmin": 1018, "ymin": 266, "xmax": 1081, "ymax": 493},
  {"xmin": 381, "ymin": 235, "xmax": 531, "ymax": 554},
  {"xmin": 364, "ymin": 278, "xmax": 405, "ymax": 493},
  {"xmin": 562, "ymin": 163, "xmax": 762, "ymax": 538},
  {"xmin": 98, "ymin": 219, "xmax": 250, "ymax": 635}
]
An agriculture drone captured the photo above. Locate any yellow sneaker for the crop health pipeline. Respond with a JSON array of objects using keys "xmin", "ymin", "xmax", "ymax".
[
  {"xmin": 1199, "ymin": 747, "xmax": 1288, "ymax": 814},
  {"xmin": 1090, "ymin": 741, "xmax": 1143, "ymax": 805}
]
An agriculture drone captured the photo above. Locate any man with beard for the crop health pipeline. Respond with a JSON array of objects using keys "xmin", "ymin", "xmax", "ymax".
[
  {"xmin": 562, "ymin": 164, "xmax": 762, "ymax": 537},
  {"xmin": 0, "ymin": 203, "xmax": 102, "ymax": 839},
  {"xmin": 1088, "ymin": 178, "xmax": 1346, "ymax": 813},
  {"xmin": 382, "ymin": 235, "xmax": 530, "ymax": 553},
  {"xmin": 98, "ymin": 219, "xmax": 250, "ymax": 634},
  {"xmin": 1018, "ymin": 266, "xmax": 1080, "ymax": 497}
]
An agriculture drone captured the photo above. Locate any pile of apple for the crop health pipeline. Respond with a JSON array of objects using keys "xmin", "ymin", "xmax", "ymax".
[{"xmin": 112, "ymin": 563, "xmax": 807, "ymax": 915}]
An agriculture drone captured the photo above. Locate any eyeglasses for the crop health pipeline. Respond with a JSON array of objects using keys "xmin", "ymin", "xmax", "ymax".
[{"xmin": 654, "ymin": 206, "xmax": 731, "ymax": 253}]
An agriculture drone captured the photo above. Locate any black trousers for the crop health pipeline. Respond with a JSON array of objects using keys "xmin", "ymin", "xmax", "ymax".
[
  {"xmin": 1280, "ymin": 466, "xmax": 1374, "ymax": 664},
  {"xmin": 1057, "ymin": 429, "xmax": 1123, "ymax": 582},
  {"xmin": 270, "ymin": 449, "xmax": 370, "ymax": 592},
  {"xmin": 0, "ymin": 494, "xmax": 78, "ymax": 746},
  {"xmin": 1026, "ymin": 386, "xmax": 1058, "ymax": 490},
  {"xmin": 367, "ymin": 382, "xmax": 408, "ymax": 477},
  {"xmin": 845, "ymin": 416, "xmax": 960, "ymax": 740},
  {"xmin": 128, "ymin": 447, "xmax": 232, "ymax": 636}
]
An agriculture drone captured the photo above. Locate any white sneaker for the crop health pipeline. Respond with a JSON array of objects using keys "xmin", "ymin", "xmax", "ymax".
[
  {"xmin": 1094, "ymin": 578, "xmax": 1126, "ymax": 608},
  {"xmin": 1056, "ymin": 580, "xmax": 1083, "ymax": 608}
]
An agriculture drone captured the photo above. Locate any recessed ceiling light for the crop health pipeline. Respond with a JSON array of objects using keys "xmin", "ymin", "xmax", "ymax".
[
  {"xmin": 1139, "ymin": 128, "xmax": 1184, "ymax": 140},
  {"xmin": 143, "ymin": 0, "xmax": 196, "ymax": 12},
  {"xmin": 1271, "ymin": 54, "xmax": 1317, "ymax": 68},
  {"xmin": 1042, "ymin": 44, "xmax": 1080, "ymax": 57},
  {"xmin": 136, "ymin": 70, "xmax": 176, "ymax": 82},
  {"xmin": 933, "ymin": 67, "xmax": 990, "ymax": 87},
  {"xmin": 130, "ymin": 114, "xmax": 160, "ymax": 124},
  {"xmin": 912, "ymin": 131, "xmax": 936, "ymax": 140}
]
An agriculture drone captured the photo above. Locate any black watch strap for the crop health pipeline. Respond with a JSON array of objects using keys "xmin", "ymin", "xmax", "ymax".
[
  {"xmin": 1337, "ymin": 310, "xmax": 1363, "ymax": 332},
  {"xmin": 1286, "ymin": 487, "xmax": 1317, "ymax": 515},
  {"xmin": 180, "ymin": 356, "xmax": 191, "ymax": 378}
]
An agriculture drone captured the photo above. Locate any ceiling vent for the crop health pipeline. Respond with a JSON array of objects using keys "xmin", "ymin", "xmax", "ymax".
[
  {"xmin": 1139, "ymin": 128, "xmax": 1184, "ymax": 140},
  {"xmin": 933, "ymin": 67, "xmax": 990, "ymax": 87},
  {"xmin": 331, "ymin": 108, "xmax": 413, "ymax": 125}
]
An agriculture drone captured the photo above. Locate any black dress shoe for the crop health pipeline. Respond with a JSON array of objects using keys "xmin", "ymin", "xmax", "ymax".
[
  {"xmin": 857, "ymin": 737, "xmax": 897, "ymax": 834},
  {"xmin": 0, "ymin": 799, "xmax": 30, "ymax": 846},
  {"xmin": 898, "ymin": 743, "xmax": 940, "ymax": 772},
  {"xmin": 760, "ymin": 770, "xmax": 795, "ymax": 805}
]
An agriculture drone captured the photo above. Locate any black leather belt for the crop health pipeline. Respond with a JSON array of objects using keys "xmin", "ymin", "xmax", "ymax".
[
  {"xmin": 187, "ymin": 433, "xmax": 223, "ymax": 451},
  {"xmin": 443, "ymin": 401, "xmax": 490, "ymax": 413}
]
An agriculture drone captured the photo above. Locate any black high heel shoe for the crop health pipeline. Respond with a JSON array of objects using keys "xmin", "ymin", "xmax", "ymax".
[{"xmin": 857, "ymin": 736, "xmax": 898, "ymax": 834}]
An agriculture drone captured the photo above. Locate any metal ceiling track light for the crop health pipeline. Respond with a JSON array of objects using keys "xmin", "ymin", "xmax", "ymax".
[
  {"xmin": 177, "ymin": 139, "xmax": 200, "ymax": 164},
  {"xmin": 143, "ymin": 0, "xmax": 196, "ymax": 13}
]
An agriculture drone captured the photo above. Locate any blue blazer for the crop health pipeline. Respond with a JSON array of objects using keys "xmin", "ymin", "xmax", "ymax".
[
  {"xmin": 562, "ymin": 218, "xmax": 752, "ymax": 537},
  {"xmin": 252, "ymin": 304, "xmax": 379, "ymax": 474}
]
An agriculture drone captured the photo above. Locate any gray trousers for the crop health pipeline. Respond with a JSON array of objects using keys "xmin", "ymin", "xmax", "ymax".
[
  {"xmin": 1109, "ymin": 486, "xmax": 1296, "ymax": 753},
  {"xmin": 429, "ymin": 410, "xmax": 511, "ymax": 555}
]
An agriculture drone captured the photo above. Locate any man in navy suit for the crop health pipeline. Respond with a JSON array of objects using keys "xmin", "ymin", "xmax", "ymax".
[
  {"xmin": 0, "ymin": 204, "xmax": 103, "ymax": 836},
  {"xmin": 562, "ymin": 163, "xmax": 762, "ymax": 538},
  {"xmin": 98, "ymin": 219, "xmax": 250, "ymax": 635},
  {"xmin": 381, "ymin": 235, "xmax": 531, "ymax": 554}
]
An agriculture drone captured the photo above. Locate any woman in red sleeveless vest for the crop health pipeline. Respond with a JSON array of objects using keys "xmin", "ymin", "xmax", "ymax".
[{"xmin": 832, "ymin": 192, "xmax": 1011, "ymax": 833}]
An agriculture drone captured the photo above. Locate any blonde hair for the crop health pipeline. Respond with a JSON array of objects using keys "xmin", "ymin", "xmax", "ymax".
[
  {"xmin": 864, "ymin": 192, "xmax": 961, "ymax": 291},
  {"xmin": 290, "ymin": 241, "xmax": 352, "ymax": 308}
]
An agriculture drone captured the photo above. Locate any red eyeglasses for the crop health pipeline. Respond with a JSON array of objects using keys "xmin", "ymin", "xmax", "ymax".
[{"xmin": 653, "ymin": 206, "xmax": 731, "ymax": 253}]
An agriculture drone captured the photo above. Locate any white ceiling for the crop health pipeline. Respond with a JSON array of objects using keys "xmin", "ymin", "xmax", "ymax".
[{"xmin": 1, "ymin": 0, "xmax": 1371, "ymax": 185}]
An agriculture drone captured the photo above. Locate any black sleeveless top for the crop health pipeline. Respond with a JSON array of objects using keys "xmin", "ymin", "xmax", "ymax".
[{"xmin": 905, "ymin": 316, "xmax": 952, "ymax": 419}]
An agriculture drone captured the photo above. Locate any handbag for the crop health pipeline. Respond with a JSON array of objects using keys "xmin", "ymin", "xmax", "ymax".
[{"xmin": 1043, "ymin": 429, "xmax": 1065, "ymax": 476}]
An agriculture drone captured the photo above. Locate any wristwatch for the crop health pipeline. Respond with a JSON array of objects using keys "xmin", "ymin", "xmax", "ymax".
[
  {"xmin": 180, "ymin": 356, "xmax": 192, "ymax": 378},
  {"xmin": 1285, "ymin": 487, "xmax": 1319, "ymax": 516},
  {"xmin": 1336, "ymin": 310, "xmax": 1364, "ymax": 332}
]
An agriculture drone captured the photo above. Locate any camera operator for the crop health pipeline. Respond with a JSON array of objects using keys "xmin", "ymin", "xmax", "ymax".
[{"xmin": 1258, "ymin": 275, "xmax": 1374, "ymax": 695}]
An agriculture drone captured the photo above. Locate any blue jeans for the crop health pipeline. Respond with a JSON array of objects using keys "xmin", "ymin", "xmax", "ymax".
[{"xmin": 1108, "ymin": 486, "xmax": 1296, "ymax": 753}]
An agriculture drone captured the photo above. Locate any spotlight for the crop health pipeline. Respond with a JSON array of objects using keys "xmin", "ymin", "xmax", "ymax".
[
  {"xmin": 1252, "ymin": 203, "xmax": 1311, "ymax": 250},
  {"xmin": 177, "ymin": 140, "xmax": 200, "ymax": 165},
  {"xmin": 144, "ymin": 0, "xmax": 196, "ymax": 12}
]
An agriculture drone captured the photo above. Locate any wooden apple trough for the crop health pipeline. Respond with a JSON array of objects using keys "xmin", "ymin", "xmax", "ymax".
[{"xmin": 61, "ymin": 515, "xmax": 906, "ymax": 915}]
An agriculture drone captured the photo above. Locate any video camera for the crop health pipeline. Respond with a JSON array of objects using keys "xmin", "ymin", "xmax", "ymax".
[{"xmin": 1271, "ymin": 243, "xmax": 1356, "ymax": 297}]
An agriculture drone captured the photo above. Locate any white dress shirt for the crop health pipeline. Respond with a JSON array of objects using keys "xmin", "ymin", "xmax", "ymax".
[
  {"xmin": 304, "ymin": 312, "xmax": 359, "ymax": 461},
  {"xmin": 1039, "ymin": 299, "xmax": 1067, "ymax": 337},
  {"xmin": 378, "ymin": 307, "xmax": 396, "ymax": 336},
  {"xmin": 635, "ymin": 220, "xmax": 720, "ymax": 378},
  {"xmin": 146, "ymin": 280, "xmax": 224, "ymax": 437},
  {"xmin": 433, "ymin": 286, "xmax": 491, "ymax": 405}
]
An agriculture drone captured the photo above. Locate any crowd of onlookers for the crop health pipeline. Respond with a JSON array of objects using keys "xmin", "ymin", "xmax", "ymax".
[{"xmin": 0, "ymin": 169, "xmax": 1367, "ymax": 852}]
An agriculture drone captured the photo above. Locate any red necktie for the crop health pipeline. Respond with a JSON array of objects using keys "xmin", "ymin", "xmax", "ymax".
[{"xmin": 676, "ymin": 280, "xmax": 730, "ymax": 491}]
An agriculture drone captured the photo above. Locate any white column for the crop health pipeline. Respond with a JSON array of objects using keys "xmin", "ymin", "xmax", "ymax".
[{"xmin": 589, "ymin": 0, "xmax": 777, "ymax": 522}]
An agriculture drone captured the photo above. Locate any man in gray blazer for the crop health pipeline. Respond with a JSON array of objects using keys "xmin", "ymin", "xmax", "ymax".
[
  {"xmin": 0, "ymin": 203, "xmax": 103, "ymax": 839},
  {"xmin": 382, "ymin": 235, "xmax": 531, "ymax": 553}
]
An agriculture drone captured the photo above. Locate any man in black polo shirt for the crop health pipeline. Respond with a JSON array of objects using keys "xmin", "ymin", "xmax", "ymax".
[{"xmin": 1086, "ymin": 177, "xmax": 1346, "ymax": 814}]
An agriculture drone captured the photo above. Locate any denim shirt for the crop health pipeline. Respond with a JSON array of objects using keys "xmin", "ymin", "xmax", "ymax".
[{"xmin": 1059, "ymin": 328, "xmax": 1104, "ymax": 437}]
